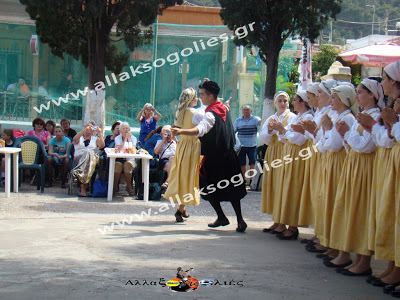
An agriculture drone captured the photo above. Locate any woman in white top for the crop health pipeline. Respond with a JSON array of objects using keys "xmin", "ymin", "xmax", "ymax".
[
  {"xmin": 329, "ymin": 80, "xmax": 380, "ymax": 277},
  {"xmin": 271, "ymin": 90, "xmax": 313, "ymax": 240},
  {"xmin": 72, "ymin": 121, "xmax": 105, "ymax": 197},
  {"xmin": 114, "ymin": 122, "xmax": 137, "ymax": 196},
  {"xmin": 301, "ymin": 80, "xmax": 336, "ymax": 251},
  {"xmin": 259, "ymin": 91, "xmax": 296, "ymax": 233},
  {"xmin": 317, "ymin": 85, "xmax": 357, "ymax": 267},
  {"xmin": 372, "ymin": 61, "xmax": 400, "ymax": 292}
]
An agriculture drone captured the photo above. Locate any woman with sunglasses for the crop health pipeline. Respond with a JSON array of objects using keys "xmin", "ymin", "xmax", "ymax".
[{"xmin": 26, "ymin": 117, "xmax": 51, "ymax": 147}]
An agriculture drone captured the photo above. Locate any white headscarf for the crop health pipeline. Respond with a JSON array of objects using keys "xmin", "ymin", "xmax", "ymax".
[
  {"xmin": 174, "ymin": 87, "xmax": 197, "ymax": 128},
  {"xmin": 306, "ymin": 83, "xmax": 320, "ymax": 96},
  {"xmin": 273, "ymin": 91, "xmax": 290, "ymax": 102},
  {"xmin": 331, "ymin": 85, "xmax": 359, "ymax": 116},
  {"xmin": 296, "ymin": 90, "xmax": 308, "ymax": 103},
  {"xmin": 319, "ymin": 79, "xmax": 338, "ymax": 96},
  {"xmin": 384, "ymin": 60, "xmax": 400, "ymax": 82},
  {"xmin": 361, "ymin": 78, "xmax": 385, "ymax": 110}
]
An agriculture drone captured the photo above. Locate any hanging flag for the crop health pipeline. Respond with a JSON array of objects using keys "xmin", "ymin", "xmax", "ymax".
[{"xmin": 298, "ymin": 38, "xmax": 312, "ymax": 91}]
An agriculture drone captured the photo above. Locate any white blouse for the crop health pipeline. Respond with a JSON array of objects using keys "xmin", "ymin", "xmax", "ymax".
[
  {"xmin": 279, "ymin": 110, "xmax": 314, "ymax": 146},
  {"xmin": 304, "ymin": 105, "xmax": 331, "ymax": 142},
  {"xmin": 344, "ymin": 107, "xmax": 380, "ymax": 153},
  {"xmin": 390, "ymin": 116, "xmax": 400, "ymax": 142},
  {"xmin": 321, "ymin": 109, "xmax": 356, "ymax": 153},
  {"xmin": 371, "ymin": 123, "xmax": 394, "ymax": 148},
  {"xmin": 190, "ymin": 107, "xmax": 205, "ymax": 126},
  {"xmin": 259, "ymin": 109, "xmax": 296, "ymax": 145}
]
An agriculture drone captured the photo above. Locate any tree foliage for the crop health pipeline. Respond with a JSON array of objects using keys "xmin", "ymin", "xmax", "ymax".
[
  {"xmin": 20, "ymin": 0, "xmax": 182, "ymax": 77},
  {"xmin": 312, "ymin": 45, "xmax": 340, "ymax": 78},
  {"xmin": 328, "ymin": 0, "xmax": 400, "ymax": 43},
  {"xmin": 219, "ymin": 0, "xmax": 342, "ymax": 102}
]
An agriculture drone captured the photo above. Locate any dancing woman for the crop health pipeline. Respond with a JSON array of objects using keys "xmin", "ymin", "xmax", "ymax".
[
  {"xmin": 164, "ymin": 88, "xmax": 204, "ymax": 222},
  {"xmin": 172, "ymin": 80, "xmax": 247, "ymax": 232}
]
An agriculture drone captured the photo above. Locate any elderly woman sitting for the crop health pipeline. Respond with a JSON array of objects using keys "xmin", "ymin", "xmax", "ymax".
[
  {"xmin": 154, "ymin": 125, "xmax": 177, "ymax": 188},
  {"xmin": 114, "ymin": 122, "xmax": 137, "ymax": 196},
  {"xmin": 72, "ymin": 121, "xmax": 105, "ymax": 197}
]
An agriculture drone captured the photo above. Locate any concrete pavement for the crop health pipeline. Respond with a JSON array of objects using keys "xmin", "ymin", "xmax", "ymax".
[{"xmin": 0, "ymin": 183, "xmax": 389, "ymax": 299}]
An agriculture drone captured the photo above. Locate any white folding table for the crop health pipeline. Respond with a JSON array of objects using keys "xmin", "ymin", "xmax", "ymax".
[
  {"xmin": 0, "ymin": 147, "xmax": 21, "ymax": 198},
  {"xmin": 105, "ymin": 151, "xmax": 153, "ymax": 202}
]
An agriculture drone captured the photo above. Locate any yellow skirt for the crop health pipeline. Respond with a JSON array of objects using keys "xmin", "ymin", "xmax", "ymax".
[
  {"xmin": 297, "ymin": 140, "xmax": 316, "ymax": 227},
  {"xmin": 164, "ymin": 136, "xmax": 201, "ymax": 205},
  {"xmin": 329, "ymin": 150, "xmax": 375, "ymax": 255},
  {"xmin": 375, "ymin": 144, "xmax": 398, "ymax": 262},
  {"xmin": 261, "ymin": 135, "xmax": 284, "ymax": 214},
  {"xmin": 276, "ymin": 140, "xmax": 310, "ymax": 227},
  {"xmin": 368, "ymin": 147, "xmax": 392, "ymax": 253},
  {"xmin": 320, "ymin": 148, "xmax": 347, "ymax": 247},
  {"xmin": 396, "ymin": 143, "xmax": 400, "ymax": 266}
]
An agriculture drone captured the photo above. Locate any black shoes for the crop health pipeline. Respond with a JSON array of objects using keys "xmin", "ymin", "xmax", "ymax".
[
  {"xmin": 323, "ymin": 260, "xmax": 352, "ymax": 269},
  {"xmin": 340, "ymin": 268, "xmax": 372, "ymax": 277},
  {"xmin": 182, "ymin": 210, "xmax": 189, "ymax": 218},
  {"xmin": 277, "ymin": 229, "xmax": 299, "ymax": 240},
  {"xmin": 61, "ymin": 182, "xmax": 66, "ymax": 189},
  {"xmin": 174, "ymin": 210, "xmax": 184, "ymax": 223},
  {"xmin": 384, "ymin": 282, "xmax": 400, "ymax": 294},
  {"xmin": 208, "ymin": 218, "xmax": 230, "ymax": 228},
  {"xmin": 236, "ymin": 220, "xmax": 247, "ymax": 233}
]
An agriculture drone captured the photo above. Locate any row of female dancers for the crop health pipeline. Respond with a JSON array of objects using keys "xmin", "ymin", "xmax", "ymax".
[{"xmin": 259, "ymin": 60, "xmax": 400, "ymax": 297}]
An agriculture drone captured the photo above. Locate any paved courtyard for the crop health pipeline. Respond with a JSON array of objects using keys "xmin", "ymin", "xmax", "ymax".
[{"xmin": 0, "ymin": 183, "xmax": 389, "ymax": 299}]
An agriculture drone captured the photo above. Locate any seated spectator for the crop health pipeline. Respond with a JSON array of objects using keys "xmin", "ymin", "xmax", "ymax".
[
  {"xmin": 144, "ymin": 126, "xmax": 163, "ymax": 156},
  {"xmin": 154, "ymin": 125, "xmax": 177, "ymax": 188},
  {"xmin": 72, "ymin": 121, "xmax": 105, "ymax": 197},
  {"xmin": 45, "ymin": 120, "xmax": 56, "ymax": 137},
  {"xmin": 61, "ymin": 118, "xmax": 77, "ymax": 139},
  {"xmin": 46, "ymin": 126, "xmax": 71, "ymax": 188},
  {"xmin": 114, "ymin": 122, "xmax": 137, "ymax": 196},
  {"xmin": 38, "ymin": 80, "xmax": 49, "ymax": 97},
  {"xmin": 16, "ymin": 77, "xmax": 30, "ymax": 97},
  {"xmin": 26, "ymin": 117, "xmax": 51, "ymax": 147},
  {"xmin": 6, "ymin": 81, "xmax": 16, "ymax": 93},
  {"xmin": 0, "ymin": 129, "xmax": 16, "ymax": 186},
  {"xmin": 104, "ymin": 121, "xmax": 120, "ymax": 148}
]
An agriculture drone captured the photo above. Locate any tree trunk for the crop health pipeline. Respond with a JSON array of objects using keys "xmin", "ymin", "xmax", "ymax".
[
  {"xmin": 261, "ymin": 39, "xmax": 282, "ymax": 126},
  {"xmin": 85, "ymin": 27, "xmax": 106, "ymax": 131}
]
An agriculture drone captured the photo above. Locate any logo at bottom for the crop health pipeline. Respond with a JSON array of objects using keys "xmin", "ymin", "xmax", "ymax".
[{"xmin": 167, "ymin": 267, "xmax": 199, "ymax": 293}]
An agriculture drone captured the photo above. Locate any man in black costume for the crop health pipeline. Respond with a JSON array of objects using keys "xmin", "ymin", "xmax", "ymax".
[{"xmin": 172, "ymin": 80, "xmax": 247, "ymax": 232}]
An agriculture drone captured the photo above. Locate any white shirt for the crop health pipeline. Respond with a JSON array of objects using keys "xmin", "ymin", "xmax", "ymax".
[
  {"xmin": 196, "ymin": 111, "xmax": 216, "ymax": 137},
  {"xmin": 304, "ymin": 105, "xmax": 331, "ymax": 142},
  {"xmin": 259, "ymin": 109, "xmax": 296, "ymax": 145},
  {"xmin": 155, "ymin": 140, "xmax": 176, "ymax": 159},
  {"xmin": 344, "ymin": 107, "xmax": 380, "ymax": 153},
  {"xmin": 391, "ymin": 116, "xmax": 400, "ymax": 142},
  {"xmin": 114, "ymin": 134, "xmax": 137, "ymax": 147},
  {"xmin": 191, "ymin": 107, "xmax": 205, "ymax": 126},
  {"xmin": 321, "ymin": 109, "xmax": 355, "ymax": 153},
  {"xmin": 371, "ymin": 123, "xmax": 394, "ymax": 148},
  {"xmin": 279, "ymin": 110, "xmax": 314, "ymax": 146}
]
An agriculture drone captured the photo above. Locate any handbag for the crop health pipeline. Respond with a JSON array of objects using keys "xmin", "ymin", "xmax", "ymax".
[{"xmin": 92, "ymin": 177, "xmax": 108, "ymax": 197}]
